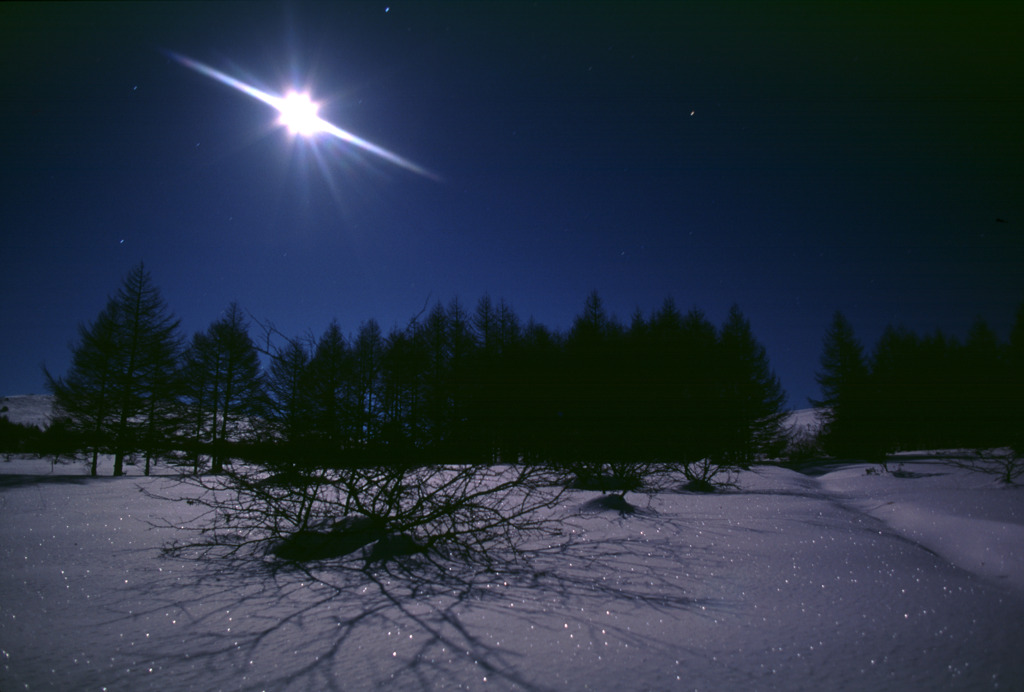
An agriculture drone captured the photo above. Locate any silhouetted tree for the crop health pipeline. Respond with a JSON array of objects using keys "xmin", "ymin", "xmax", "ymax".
[
  {"xmin": 181, "ymin": 303, "xmax": 264, "ymax": 473},
  {"xmin": 265, "ymin": 337, "xmax": 314, "ymax": 451},
  {"xmin": 958, "ymin": 318, "xmax": 1005, "ymax": 447},
  {"xmin": 0, "ymin": 417, "xmax": 44, "ymax": 456},
  {"xmin": 506, "ymin": 319, "xmax": 562, "ymax": 462},
  {"xmin": 675, "ymin": 307, "xmax": 720, "ymax": 462},
  {"xmin": 717, "ymin": 305, "xmax": 786, "ymax": 465},
  {"xmin": 869, "ymin": 325, "xmax": 922, "ymax": 452},
  {"xmin": 812, "ymin": 311, "xmax": 879, "ymax": 458},
  {"xmin": 564, "ymin": 291, "xmax": 617, "ymax": 460},
  {"xmin": 1009, "ymin": 302, "xmax": 1024, "ymax": 452},
  {"xmin": 473, "ymin": 294, "xmax": 498, "ymax": 356},
  {"xmin": 45, "ymin": 264, "xmax": 181, "ymax": 476},
  {"xmin": 446, "ymin": 297, "xmax": 476, "ymax": 455},
  {"xmin": 629, "ymin": 298, "xmax": 683, "ymax": 461},
  {"xmin": 45, "ymin": 303, "xmax": 120, "ymax": 475},
  {"xmin": 464, "ymin": 296, "xmax": 524, "ymax": 461},
  {"xmin": 351, "ymin": 319, "xmax": 384, "ymax": 449},
  {"xmin": 419, "ymin": 303, "xmax": 453, "ymax": 454},
  {"xmin": 113, "ymin": 264, "xmax": 182, "ymax": 475},
  {"xmin": 380, "ymin": 325, "xmax": 429, "ymax": 454},
  {"xmin": 307, "ymin": 321, "xmax": 353, "ymax": 456},
  {"xmin": 561, "ymin": 291, "xmax": 651, "ymax": 487}
]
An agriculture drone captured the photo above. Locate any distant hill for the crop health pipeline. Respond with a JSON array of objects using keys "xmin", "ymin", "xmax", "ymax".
[
  {"xmin": 0, "ymin": 395, "xmax": 55, "ymax": 428},
  {"xmin": 783, "ymin": 407, "xmax": 822, "ymax": 435}
]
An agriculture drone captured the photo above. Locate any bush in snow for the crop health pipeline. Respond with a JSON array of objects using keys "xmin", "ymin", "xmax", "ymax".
[
  {"xmin": 564, "ymin": 460, "xmax": 657, "ymax": 492},
  {"xmin": 678, "ymin": 457, "xmax": 736, "ymax": 492},
  {"xmin": 160, "ymin": 459, "xmax": 566, "ymax": 567},
  {"xmin": 947, "ymin": 449, "xmax": 1024, "ymax": 485}
]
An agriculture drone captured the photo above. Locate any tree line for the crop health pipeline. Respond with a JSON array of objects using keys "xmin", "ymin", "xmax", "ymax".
[
  {"xmin": 41, "ymin": 264, "xmax": 787, "ymax": 477},
  {"xmin": 813, "ymin": 306, "xmax": 1024, "ymax": 459}
]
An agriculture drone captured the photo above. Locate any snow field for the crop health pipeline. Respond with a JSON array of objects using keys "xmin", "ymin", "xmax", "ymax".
[{"xmin": 1, "ymin": 454, "xmax": 1022, "ymax": 690}]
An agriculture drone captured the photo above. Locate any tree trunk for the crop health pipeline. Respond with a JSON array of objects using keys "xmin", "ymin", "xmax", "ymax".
[{"xmin": 113, "ymin": 409, "xmax": 129, "ymax": 476}]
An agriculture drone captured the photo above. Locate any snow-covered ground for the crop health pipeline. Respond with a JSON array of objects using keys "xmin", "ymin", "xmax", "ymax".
[
  {"xmin": 1, "ymin": 453, "xmax": 1022, "ymax": 691},
  {"xmin": 0, "ymin": 394, "xmax": 54, "ymax": 428}
]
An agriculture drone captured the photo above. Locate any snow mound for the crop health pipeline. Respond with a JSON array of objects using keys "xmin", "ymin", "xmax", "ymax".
[
  {"xmin": 580, "ymin": 492, "xmax": 644, "ymax": 515},
  {"xmin": 819, "ymin": 459, "xmax": 1024, "ymax": 593}
]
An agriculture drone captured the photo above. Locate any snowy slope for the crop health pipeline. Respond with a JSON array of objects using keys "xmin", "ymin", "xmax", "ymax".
[
  {"xmin": 783, "ymin": 407, "xmax": 823, "ymax": 436},
  {"xmin": 1, "ymin": 455, "xmax": 1022, "ymax": 691},
  {"xmin": 819, "ymin": 458, "xmax": 1024, "ymax": 593},
  {"xmin": 0, "ymin": 394, "xmax": 54, "ymax": 428}
]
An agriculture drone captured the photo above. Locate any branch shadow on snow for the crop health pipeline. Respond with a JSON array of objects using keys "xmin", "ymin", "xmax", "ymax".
[
  {"xmin": 131, "ymin": 490, "xmax": 733, "ymax": 691},
  {"xmin": 0, "ymin": 473, "xmax": 97, "ymax": 489}
]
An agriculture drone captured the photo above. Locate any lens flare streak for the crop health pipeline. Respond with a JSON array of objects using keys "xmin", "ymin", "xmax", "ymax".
[{"xmin": 169, "ymin": 52, "xmax": 438, "ymax": 180}]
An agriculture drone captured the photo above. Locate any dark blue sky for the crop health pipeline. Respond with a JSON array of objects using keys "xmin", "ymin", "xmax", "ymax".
[{"xmin": 2, "ymin": 1, "xmax": 1021, "ymax": 408}]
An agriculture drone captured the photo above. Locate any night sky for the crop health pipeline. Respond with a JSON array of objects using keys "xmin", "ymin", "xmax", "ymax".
[{"xmin": 2, "ymin": 1, "xmax": 1021, "ymax": 408}]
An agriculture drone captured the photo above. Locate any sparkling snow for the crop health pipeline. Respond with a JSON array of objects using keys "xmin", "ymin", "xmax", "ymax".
[{"xmin": 1, "ymin": 453, "xmax": 1022, "ymax": 690}]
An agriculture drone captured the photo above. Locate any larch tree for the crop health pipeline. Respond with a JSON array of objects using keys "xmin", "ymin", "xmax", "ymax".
[
  {"xmin": 959, "ymin": 318, "xmax": 1005, "ymax": 448},
  {"xmin": 45, "ymin": 303, "xmax": 122, "ymax": 476},
  {"xmin": 46, "ymin": 263, "xmax": 181, "ymax": 476},
  {"xmin": 468, "ymin": 295, "xmax": 520, "ymax": 460},
  {"xmin": 351, "ymin": 319, "xmax": 384, "ymax": 449},
  {"xmin": 717, "ymin": 305, "xmax": 787, "ymax": 465},
  {"xmin": 869, "ymin": 325, "xmax": 921, "ymax": 452},
  {"xmin": 1009, "ymin": 302, "xmax": 1024, "ymax": 452},
  {"xmin": 181, "ymin": 303, "xmax": 264, "ymax": 473},
  {"xmin": 812, "ymin": 311, "xmax": 878, "ymax": 458},
  {"xmin": 675, "ymin": 307, "xmax": 719, "ymax": 462},
  {"xmin": 180, "ymin": 329, "xmax": 216, "ymax": 474},
  {"xmin": 307, "ymin": 321, "xmax": 353, "ymax": 456},
  {"xmin": 265, "ymin": 337, "xmax": 314, "ymax": 450}
]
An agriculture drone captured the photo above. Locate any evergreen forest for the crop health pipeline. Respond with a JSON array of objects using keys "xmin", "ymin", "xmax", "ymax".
[{"xmin": 10, "ymin": 264, "xmax": 1021, "ymax": 480}]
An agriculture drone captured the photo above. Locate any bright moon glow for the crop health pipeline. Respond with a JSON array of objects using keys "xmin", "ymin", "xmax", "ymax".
[
  {"xmin": 278, "ymin": 91, "xmax": 322, "ymax": 136},
  {"xmin": 169, "ymin": 51, "xmax": 438, "ymax": 180}
]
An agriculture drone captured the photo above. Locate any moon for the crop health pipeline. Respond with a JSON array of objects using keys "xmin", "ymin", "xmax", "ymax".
[
  {"xmin": 277, "ymin": 91, "xmax": 323, "ymax": 136},
  {"xmin": 169, "ymin": 51, "xmax": 439, "ymax": 180}
]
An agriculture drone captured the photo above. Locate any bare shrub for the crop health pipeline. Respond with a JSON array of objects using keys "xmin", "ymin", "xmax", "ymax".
[
  {"xmin": 947, "ymin": 448, "xmax": 1024, "ymax": 485},
  {"xmin": 565, "ymin": 460, "xmax": 662, "ymax": 493},
  {"xmin": 156, "ymin": 460, "xmax": 567, "ymax": 567},
  {"xmin": 678, "ymin": 457, "xmax": 736, "ymax": 492}
]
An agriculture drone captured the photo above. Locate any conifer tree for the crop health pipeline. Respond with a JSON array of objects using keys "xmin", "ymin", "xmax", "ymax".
[
  {"xmin": 812, "ymin": 311, "xmax": 878, "ymax": 458},
  {"xmin": 565, "ymin": 291, "xmax": 618, "ymax": 463},
  {"xmin": 265, "ymin": 337, "xmax": 313, "ymax": 449},
  {"xmin": 420, "ymin": 303, "xmax": 452, "ymax": 453},
  {"xmin": 46, "ymin": 263, "xmax": 181, "ymax": 476},
  {"xmin": 181, "ymin": 303, "xmax": 264, "ymax": 473},
  {"xmin": 45, "ymin": 303, "xmax": 122, "ymax": 476},
  {"xmin": 473, "ymin": 294, "xmax": 498, "ymax": 356},
  {"xmin": 446, "ymin": 297, "xmax": 476, "ymax": 454},
  {"xmin": 351, "ymin": 319, "xmax": 384, "ymax": 448},
  {"xmin": 676, "ymin": 307, "xmax": 719, "ymax": 462},
  {"xmin": 1009, "ymin": 302, "xmax": 1024, "ymax": 452},
  {"xmin": 307, "ymin": 321, "xmax": 353, "ymax": 455},
  {"xmin": 869, "ymin": 325, "xmax": 920, "ymax": 451},
  {"xmin": 717, "ymin": 305, "xmax": 786, "ymax": 465},
  {"xmin": 959, "ymin": 318, "xmax": 1005, "ymax": 447}
]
